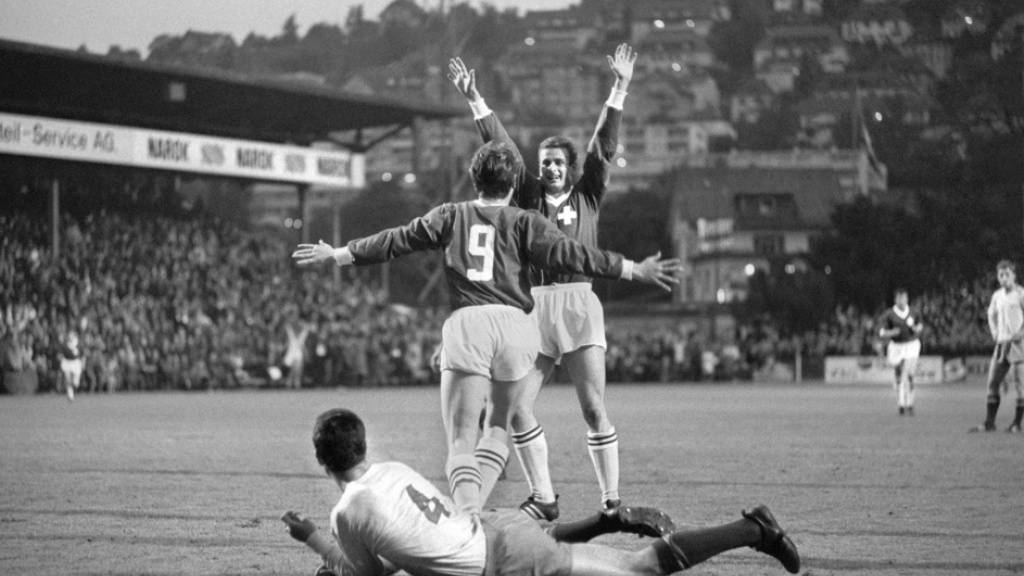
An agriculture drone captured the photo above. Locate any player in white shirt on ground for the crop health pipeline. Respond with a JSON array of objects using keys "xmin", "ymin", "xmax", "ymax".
[{"xmin": 281, "ymin": 408, "xmax": 800, "ymax": 576}]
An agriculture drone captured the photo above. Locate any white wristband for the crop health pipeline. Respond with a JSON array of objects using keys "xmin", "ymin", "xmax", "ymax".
[
  {"xmin": 332, "ymin": 247, "xmax": 353, "ymax": 267},
  {"xmin": 606, "ymin": 88, "xmax": 627, "ymax": 110},
  {"xmin": 620, "ymin": 259, "xmax": 634, "ymax": 281},
  {"xmin": 469, "ymin": 98, "xmax": 492, "ymax": 120}
]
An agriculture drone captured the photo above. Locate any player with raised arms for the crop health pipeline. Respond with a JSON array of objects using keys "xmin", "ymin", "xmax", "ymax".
[{"xmin": 448, "ymin": 44, "xmax": 642, "ymax": 520}]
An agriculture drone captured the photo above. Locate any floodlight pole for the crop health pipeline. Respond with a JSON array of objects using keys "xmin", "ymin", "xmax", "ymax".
[
  {"xmin": 298, "ymin": 184, "xmax": 310, "ymax": 245},
  {"xmin": 50, "ymin": 178, "xmax": 60, "ymax": 260}
]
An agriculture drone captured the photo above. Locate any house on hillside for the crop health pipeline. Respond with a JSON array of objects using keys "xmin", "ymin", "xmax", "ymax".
[
  {"xmin": 771, "ymin": 0, "xmax": 823, "ymax": 19},
  {"xmin": 522, "ymin": 6, "xmax": 605, "ymax": 49},
  {"xmin": 841, "ymin": 3, "xmax": 913, "ymax": 46},
  {"xmin": 991, "ymin": 12, "xmax": 1024, "ymax": 61},
  {"xmin": 754, "ymin": 24, "xmax": 850, "ymax": 74},
  {"xmin": 628, "ymin": 0, "xmax": 731, "ymax": 40},
  {"xmin": 940, "ymin": 0, "xmax": 993, "ymax": 38},
  {"xmin": 899, "ymin": 26, "xmax": 954, "ymax": 79},
  {"xmin": 634, "ymin": 28, "xmax": 715, "ymax": 72},
  {"xmin": 755, "ymin": 58, "xmax": 802, "ymax": 94},
  {"xmin": 730, "ymin": 79, "xmax": 776, "ymax": 124},
  {"xmin": 666, "ymin": 167, "xmax": 851, "ymax": 305},
  {"xmin": 499, "ymin": 39, "xmax": 606, "ymax": 126}
]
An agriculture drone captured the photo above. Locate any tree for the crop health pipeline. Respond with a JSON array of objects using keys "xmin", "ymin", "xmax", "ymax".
[
  {"xmin": 281, "ymin": 14, "xmax": 300, "ymax": 46},
  {"xmin": 811, "ymin": 195, "xmax": 921, "ymax": 311},
  {"xmin": 742, "ymin": 260, "xmax": 835, "ymax": 335},
  {"xmin": 707, "ymin": 0, "xmax": 765, "ymax": 74},
  {"xmin": 594, "ymin": 188, "xmax": 674, "ymax": 302},
  {"xmin": 735, "ymin": 106, "xmax": 799, "ymax": 150}
]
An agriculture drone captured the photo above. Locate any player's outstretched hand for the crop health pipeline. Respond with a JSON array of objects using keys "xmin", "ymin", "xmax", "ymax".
[
  {"xmin": 632, "ymin": 251, "xmax": 682, "ymax": 292},
  {"xmin": 447, "ymin": 57, "xmax": 480, "ymax": 101},
  {"xmin": 292, "ymin": 240, "xmax": 334, "ymax": 267},
  {"xmin": 281, "ymin": 510, "xmax": 318, "ymax": 542},
  {"xmin": 607, "ymin": 43, "xmax": 637, "ymax": 86}
]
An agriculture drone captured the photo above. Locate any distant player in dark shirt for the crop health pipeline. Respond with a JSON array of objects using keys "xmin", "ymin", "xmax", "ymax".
[
  {"xmin": 293, "ymin": 140, "xmax": 680, "ymax": 517},
  {"xmin": 878, "ymin": 288, "xmax": 923, "ymax": 415},
  {"xmin": 449, "ymin": 44, "xmax": 639, "ymax": 519}
]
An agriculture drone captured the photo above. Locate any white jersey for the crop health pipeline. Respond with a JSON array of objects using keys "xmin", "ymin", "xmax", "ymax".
[
  {"xmin": 988, "ymin": 286, "xmax": 1024, "ymax": 343},
  {"xmin": 306, "ymin": 462, "xmax": 486, "ymax": 576}
]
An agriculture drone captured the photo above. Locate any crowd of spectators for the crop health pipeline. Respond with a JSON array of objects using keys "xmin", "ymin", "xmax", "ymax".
[
  {"xmin": 0, "ymin": 198, "xmax": 1001, "ymax": 394},
  {"xmin": 1, "ymin": 208, "xmax": 443, "ymax": 394},
  {"xmin": 604, "ymin": 283, "xmax": 996, "ymax": 383}
]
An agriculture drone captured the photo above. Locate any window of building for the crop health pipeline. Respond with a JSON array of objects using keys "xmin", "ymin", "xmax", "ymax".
[{"xmin": 754, "ymin": 234, "xmax": 785, "ymax": 256}]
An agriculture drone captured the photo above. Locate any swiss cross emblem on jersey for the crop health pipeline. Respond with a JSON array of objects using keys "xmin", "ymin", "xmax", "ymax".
[{"xmin": 556, "ymin": 204, "xmax": 578, "ymax": 226}]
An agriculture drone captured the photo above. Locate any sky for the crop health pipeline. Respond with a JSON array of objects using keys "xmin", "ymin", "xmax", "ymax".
[{"xmin": 0, "ymin": 0, "xmax": 572, "ymax": 55}]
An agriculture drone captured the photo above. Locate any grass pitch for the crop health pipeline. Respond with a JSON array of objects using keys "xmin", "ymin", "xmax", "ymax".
[{"xmin": 1, "ymin": 381, "xmax": 1022, "ymax": 575}]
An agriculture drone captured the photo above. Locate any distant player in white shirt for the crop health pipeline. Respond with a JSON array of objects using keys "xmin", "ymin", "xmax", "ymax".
[
  {"xmin": 878, "ymin": 288, "xmax": 923, "ymax": 415},
  {"xmin": 59, "ymin": 331, "xmax": 83, "ymax": 401},
  {"xmin": 970, "ymin": 260, "xmax": 1024, "ymax": 433},
  {"xmin": 281, "ymin": 408, "xmax": 800, "ymax": 576}
]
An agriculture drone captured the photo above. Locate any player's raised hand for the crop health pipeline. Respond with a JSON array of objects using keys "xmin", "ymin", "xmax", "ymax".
[
  {"xmin": 281, "ymin": 510, "xmax": 317, "ymax": 542},
  {"xmin": 292, "ymin": 240, "xmax": 334, "ymax": 267},
  {"xmin": 447, "ymin": 57, "xmax": 480, "ymax": 101},
  {"xmin": 632, "ymin": 251, "xmax": 682, "ymax": 292},
  {"xmin": 607, "ymin": 43, "xmax": 637, "ymax": 88}
]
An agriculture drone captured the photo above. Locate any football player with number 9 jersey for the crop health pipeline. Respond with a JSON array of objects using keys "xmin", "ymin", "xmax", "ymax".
[{"xmin": 293, "ymin": 141, "xmax": 680, "ymax": 519}]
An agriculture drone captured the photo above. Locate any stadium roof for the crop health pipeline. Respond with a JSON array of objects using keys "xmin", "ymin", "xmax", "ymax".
[{"xmin": 0, "ymin": 38, "xmax": 462, "ymax": 149}]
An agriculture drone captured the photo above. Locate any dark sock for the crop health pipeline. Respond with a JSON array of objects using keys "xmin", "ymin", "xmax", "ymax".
[
  {"xmin": 547, "ymin": 512, "xmax": 615, "ymax": 543},
  {"xmin": 985, "ymin": 395, "xmax": 1000, "ymax": 427},
  {"xmin": 653, "ymin": 519, "xmax": 761, "ymax": 571},
  {"xmin": 1013, "ymin": 399, "xmax": 1024, "ymax": 427}
]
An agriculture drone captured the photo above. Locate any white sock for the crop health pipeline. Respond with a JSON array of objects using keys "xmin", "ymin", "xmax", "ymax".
[
  {"xmin": 513, "ymin": 425, "xmax": 555, "ymax": 502},
  {"xmin": 587, "ymin": 427, "xmax": 620, "ymax": 505},
  {"xmin": 475, "ymin": 432, "xmax": 509, "ymax": 506},
  {"xmin": 445, "ymin": 453, "xmax": 482, "ymax": 515}
]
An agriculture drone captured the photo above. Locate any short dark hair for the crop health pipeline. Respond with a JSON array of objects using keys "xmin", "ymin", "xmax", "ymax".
[
  {"xmin": 894, "ymin": 287, "xmax": 908, "ymax": 296},
  {"xmin": 538, "ymin": 135, "xmax": 579, "ymax": 184},
  {"xmin": 313, "ymin": 408, "xmax": 367, "ymax": 474},
  {"xmin": 469, "ymin": 141, "xmax": 521, "ymax": 199},
  {"xmin": 997, "ymin": 259, "xmax": 1016, "ymax": 273}
]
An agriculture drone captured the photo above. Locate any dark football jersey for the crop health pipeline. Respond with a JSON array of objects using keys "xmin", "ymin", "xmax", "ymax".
[
  {"xmin": 880, "ymin": 306, "xmax": 921, "ymax": 343},
  {"xmin": 476, "ymin": 105, "xmax": 620, "ymax": 285},
  {"xmin": 346, "ymin": 201, "xmax": 625, "ymax": 312}
]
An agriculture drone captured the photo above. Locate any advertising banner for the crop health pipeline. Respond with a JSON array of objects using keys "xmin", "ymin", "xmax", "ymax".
[
  {"xmin": 824, "ymin": 356, "xmax": 945, "ymax": 385},
  {"xmin": 0, "ymin": 112, "xmax": 357, "ymax": 186}
]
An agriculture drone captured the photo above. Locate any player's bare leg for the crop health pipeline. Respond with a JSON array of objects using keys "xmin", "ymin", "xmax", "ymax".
[
  {"xmin": 902, "ymin": 357, "xmax": 917, "ymax": 415},
  {"xmin": 893, "ymin": 363, "xmax": 904, "ymax": 414},
  {"xmin": 440, "ymin": 369, "xmax": 490, "ymax": 514},
  {"xmin": 477, "ymin": 371, "xmax": 533, "ymax": 504},
  {"xmin": 510, "ymin": 355, "xmax": 558, "ymax": 520},
  {"xmin": 564, "ymin": 345, "xmax": 620, "ymax": 508}
]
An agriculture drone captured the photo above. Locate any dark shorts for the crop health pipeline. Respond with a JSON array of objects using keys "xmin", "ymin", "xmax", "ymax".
[{"xmin": 481, "ymin": 510, "xmax": 572, "ymax": 576}]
